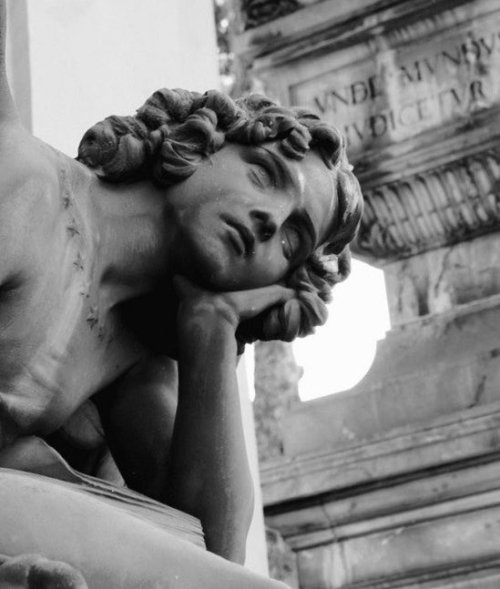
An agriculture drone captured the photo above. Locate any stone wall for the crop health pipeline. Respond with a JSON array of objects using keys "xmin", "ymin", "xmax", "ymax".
[
  {"xmin": 234, "ymin": 0, "xmax": 500, "ymax": 586},
  {"xmin": 253, "ymin": 341, "xmax": 301, "ymax": 463}
]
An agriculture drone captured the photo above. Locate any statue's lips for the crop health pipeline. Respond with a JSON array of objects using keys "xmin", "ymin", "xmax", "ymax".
[{"xmin": 222, "ymin": 215, "xmax": 255, "ymax": 257}]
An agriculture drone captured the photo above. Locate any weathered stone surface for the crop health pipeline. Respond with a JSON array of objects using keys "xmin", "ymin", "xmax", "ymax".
[
  {"xmin": 266, "ymin": 527, "xmax": 299, "ymax": 589},
  {"xmin": 281, "ymin": 294, "xmax": 500, "ymax": 456},
  {"xmin": 288, "ymin": 12, "xmax": 498, "ymax": 157},
  {"xmin": 235, "ymin": 0, "xmax": 500, "ymax": 260},
  {"xmin": 262, "ymin": 402, "xmax": 500, "ymax": 505},
  {"xmin": 236, "ymin": 0, "xmax": 323, "ymax": 31},
  {"xmin": 357, "ymin": 143, "xmax": 500, "ymax": 261},
  {"xmin": 262, "ymin": 406, "xmax": 500, "ymax": 588},
  {"xmin": 232, "ymin": 0, "xmax": 500, "ymax": 587},
  {"xmin": 295, "ymin": 512, "xmax": 500, "ymax": 589},
  {"xmin": 384, "ymin": 233, "xmax": 500, "ymax": 325},
  {"xmin": 241, "ymin": 0, "xmax": 300, "ymax": 30},
  {"xmin": 253, "ymin": 341, "xmax": 302, "ymax": 463},
  {"xmin": 0, "ymin": 469, "xmax": 288, "ymax": 589}
]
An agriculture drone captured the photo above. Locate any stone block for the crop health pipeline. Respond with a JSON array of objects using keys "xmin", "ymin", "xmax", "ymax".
[
  {"xmin": 262, "ymin": 409, "xmax": 500, "ymax": 588},
  {"xmin": 283, "ymin": 295, "xmax": 500, "ymax": 456}
]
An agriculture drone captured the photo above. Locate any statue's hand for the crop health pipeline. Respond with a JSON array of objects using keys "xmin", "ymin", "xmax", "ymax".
[
  {"xmin": 173, "ymin": 275, "xmax": 294, "ymax": 333},
  {"xmin": 0, "ymin": 554, "xmax": 88, "ymax": 589}
]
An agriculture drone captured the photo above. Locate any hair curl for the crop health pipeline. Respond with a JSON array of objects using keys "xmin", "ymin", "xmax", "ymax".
[{"xmin": 77, "ymin": 89, "xmax": 363, "ymax": 344}]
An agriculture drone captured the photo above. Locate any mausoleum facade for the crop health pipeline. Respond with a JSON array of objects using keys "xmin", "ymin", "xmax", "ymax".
[{"xmin": 232, "ymin": 0, "xmax": 500, "ymax": 586}]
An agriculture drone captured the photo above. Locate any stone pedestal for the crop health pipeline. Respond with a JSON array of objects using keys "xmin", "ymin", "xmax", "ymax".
[
  {"xmin": 0, "ymin": 469, "xmax": 287, "ymax": 589},
  {"xmin": 233, "ymin": 0, "xmax": 500, "ymax": 586}
]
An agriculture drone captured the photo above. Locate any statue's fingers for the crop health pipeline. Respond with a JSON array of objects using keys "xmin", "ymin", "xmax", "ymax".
[
  {"xmin": 237, "ymin": 284, "xmax": 294, "ymax": 320},
  {"xmin": 30, "ymin": 558, "xmax": 88, "ymax": 589},
  {"xmin": 0, "ymin": 554, "xmax": 88, "ymax": 589}
]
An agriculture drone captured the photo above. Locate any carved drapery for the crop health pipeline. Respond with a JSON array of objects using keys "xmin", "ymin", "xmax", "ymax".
[{"xmin": 357, "ymin": 147, "xmax": 500, "ymax": 260}]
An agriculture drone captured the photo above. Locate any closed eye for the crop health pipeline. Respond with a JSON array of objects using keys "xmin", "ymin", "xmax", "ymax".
[
  {"xmin": 248, "ymin": 162, "xmax": 275, "ymax": 190},
  {"xmin": 281, "ymin": 212, "xmax": 316, "ymax": 262},
  {"xmin": 281, "ymin": 226, "xmax": 302, "ymax": 261}
]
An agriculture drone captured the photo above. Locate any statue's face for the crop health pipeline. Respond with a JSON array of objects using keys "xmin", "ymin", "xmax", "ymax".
[{"xmin": 165, "ymin": 142, "xmax": 337, "ymax": 291}]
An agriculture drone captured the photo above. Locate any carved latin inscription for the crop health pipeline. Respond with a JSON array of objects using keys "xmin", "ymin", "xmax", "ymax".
[{"xmin": 291, "ymin": 21, "xmax": 500, "ymax": 153}]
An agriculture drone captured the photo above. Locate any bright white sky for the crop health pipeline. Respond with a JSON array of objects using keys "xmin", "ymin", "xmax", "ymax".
[
  {"xmin": 293, "ymin": 259, "xmax": 390, "ymax": 400},
  {"xmin": 245, "ymin": 259, "xmax": 391, "ymax": 402}
]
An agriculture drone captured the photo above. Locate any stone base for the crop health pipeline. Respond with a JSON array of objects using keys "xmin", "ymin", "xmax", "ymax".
[
  {"xmin": 262, "ymin": 403, "xmax": 500, "ymax": 588},
  {"xmin": 260, "ymin": 294, "xmax": 500, "ymax": 588},
  {"xmin": 0, "ymin": 469, "xmax": 288, "ymax": 589},
  {"xmin": 282, "ymin": 293, "xmax": 500, "ymax": 456}
]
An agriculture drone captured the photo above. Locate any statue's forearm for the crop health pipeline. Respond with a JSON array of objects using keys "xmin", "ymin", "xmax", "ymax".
[{"xmin": 167, "ymin": 311, "xmax": 253, "ymax": 564}]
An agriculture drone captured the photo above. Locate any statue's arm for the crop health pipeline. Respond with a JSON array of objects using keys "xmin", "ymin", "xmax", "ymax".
[
  {"xmin": 166, "ymin": 304, "xmax": 253, "ymax": 563},
  {"xmin": 95, "ymin": 356, "xmax": 179, "ymax": 499},
  {"xmin": 164, "ymin": 278, "xmax": 294, "ymax": 563},
  {"xmin": 95, "ymin": 285, "xmax": 292, "ymax": 563},
  {"xmin": 96, "ymin": 309, "xmax": 253, "ymax": 563},
  {"xmin": 0, "ymin": 0, "xmax": 19, "ymax": 125}
]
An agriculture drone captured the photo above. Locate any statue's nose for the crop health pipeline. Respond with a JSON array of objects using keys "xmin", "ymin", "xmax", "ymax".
[{"xmin": 250, "ymin": 211, "xmax": 277, "ymax": 242}]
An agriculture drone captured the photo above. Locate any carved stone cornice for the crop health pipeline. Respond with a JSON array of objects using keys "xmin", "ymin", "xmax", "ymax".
[
  {"xmin": 261, "ymin": 401, "xmax": 500, "ymax": 506},
  {"xmin": 232, "ymin": 0, "xmax": 472, "ymax": 62},
  {"xmin": 261, "ymin": 404, "xmax": 500, "ymax": 588},
  {"xmin": 356, "ymin": 145, "xmax": 500, "ymax": 261},
  {"xmin": 241, "ymin": 0, "xmax": 301, "ymax": 31}
]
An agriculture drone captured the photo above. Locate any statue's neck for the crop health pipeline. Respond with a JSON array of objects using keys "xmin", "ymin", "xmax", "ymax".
[{"xmin": 87, "ymin": 174, "xmax": 174, "ymax": 303}]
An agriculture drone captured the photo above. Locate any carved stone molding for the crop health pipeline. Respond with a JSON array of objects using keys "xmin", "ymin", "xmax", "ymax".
[
  {"xmin": 261, "ymin": 400, "xmax": 500, "ymax": 505},
  {"xmin": 357, "ymin": 147, "xmax": 500, "ymax": 261},
  {"xmin": 233, "ymin": 0, "xmax": 473, "ymax": 63},
  {"xmin": 253, "ymin": 341, "xmax": 302, "ymax": 463},
  {"xmin": 262, "ymin": 403, "xmax": 500, "ymax": 587},
  {"xmin": 240, "ymin": 0, "xmax": 323, "ymax": 31},
  {"xmin": 266, "ymin": 527, "xmax": 299, "ymax": 588},
  {"xmin": 241, "ymin": 0, "xmax": 299, "ymax": 30}
]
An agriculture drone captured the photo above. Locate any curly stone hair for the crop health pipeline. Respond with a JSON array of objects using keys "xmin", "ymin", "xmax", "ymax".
[{"xmin": 77, "ymin": 89, "xmax": 363, "ymax": 343}]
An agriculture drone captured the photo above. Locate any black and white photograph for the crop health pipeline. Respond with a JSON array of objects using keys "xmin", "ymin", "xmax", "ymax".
[{"xmin": 0, "ymin": 0, "xmax": 498, "ymax": 587}]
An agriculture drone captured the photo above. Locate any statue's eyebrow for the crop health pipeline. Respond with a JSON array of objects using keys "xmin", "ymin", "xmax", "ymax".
[{"xmin": 253, "ymin": 146, "xmax": 297, "ymax": 191}]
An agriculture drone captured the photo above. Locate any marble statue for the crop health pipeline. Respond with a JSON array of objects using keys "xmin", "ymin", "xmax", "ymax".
[{"xmin": 0, "ymin": 2, "xmax": 362, "ymax": 587}]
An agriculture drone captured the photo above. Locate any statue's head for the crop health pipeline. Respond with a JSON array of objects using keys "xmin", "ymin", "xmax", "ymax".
[{"xmin": 78, "ymin": 89, "xmax": 363, "ymax": 343}]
